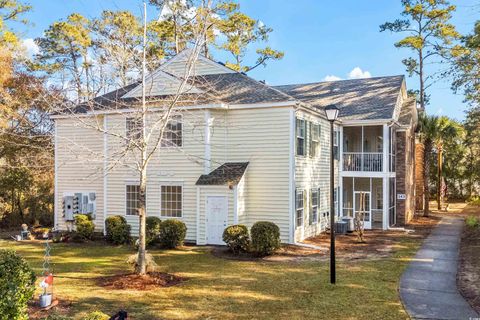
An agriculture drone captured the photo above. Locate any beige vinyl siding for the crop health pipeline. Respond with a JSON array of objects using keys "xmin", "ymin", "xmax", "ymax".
[
  {"xmin": 210, "ymin": 107, "xmax": 292, "ymax": 242},
  {"xmin": 163, "ymin": 57, "xmax": 234, "ymax": 77},
  {"xmin": 104, "ymin": 110, "xmax": 206, "ymax": 241},
  {"xmin": 197, "ymin": 186, "xmax": 234, "ymax": 245},
  {"xmin": 55, "ymin": 117, "xmax": 105, "ymax": 232},
  {"xmin": 294, "ymin": 110, "xmax": 339, "ymax": 241}
]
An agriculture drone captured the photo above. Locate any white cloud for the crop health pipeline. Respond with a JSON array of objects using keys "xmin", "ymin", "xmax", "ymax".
[
  {"xmin": 347, "ymin": 67, "xmax": 372, "ymax": 79},
  {"xmin": 323, "ymin": 75, "xmax": 342, "ymax": 82},
  {"xmin": 22, "ymin": 38, "xmax": 39, "ymax": 58}
]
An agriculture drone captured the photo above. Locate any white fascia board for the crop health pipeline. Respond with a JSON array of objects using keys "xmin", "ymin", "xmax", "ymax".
[{"xmin": 341, "ymin": 118, "xmax": 393, "ymax": 126}]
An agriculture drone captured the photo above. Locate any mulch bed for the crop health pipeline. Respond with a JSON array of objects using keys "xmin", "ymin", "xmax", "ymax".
[
  {"xmin": 28, "ymin": 299, "xmax": 73, "ymax": 320},
  {"xmin": 99, "ymin": 272, "xmax": 185, "ymax": 290},
  {"xmin": 212, "ymin": 215, "xmax": 440, "ymax": 262},
  {"xmin": 458, "ymin": 220, "xmax": 480, "ymax": 314}
]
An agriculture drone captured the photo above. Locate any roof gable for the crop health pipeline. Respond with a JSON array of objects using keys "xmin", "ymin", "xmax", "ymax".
[{"xmin": 122, "ymin": 69, "xmax": 203, "ymax": 99}]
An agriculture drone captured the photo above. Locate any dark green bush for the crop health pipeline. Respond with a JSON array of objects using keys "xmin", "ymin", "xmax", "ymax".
[
  {"xmin": 0, "ymin": 249, "xmax": 36, "ymax": 320},
  {"xmin": 105, "ymin": 215, "xmax": 131, "ymax": 245},
  {"xmin": 222, "ymin": 224, "xmax": 250, "ymax": 254},
  {"xmin": 74, "ymin": 214, "xmax": 95, "ymax": 240},
  {"xmin": 250, "ymin": 221, "xmax": 281, "ymax": 256},
  {"xmin": 146, "ymin": 216, "xmax": 162, "ymax": 247},
  {"xmin": 158, "ymin": 219, "xmax": 187, "ymax": 249}
]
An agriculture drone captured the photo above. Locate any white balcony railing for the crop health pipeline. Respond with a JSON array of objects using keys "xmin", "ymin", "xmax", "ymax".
[{"xmin": 343, "ymin": 152, "xmax": 383, "ymax": 172}]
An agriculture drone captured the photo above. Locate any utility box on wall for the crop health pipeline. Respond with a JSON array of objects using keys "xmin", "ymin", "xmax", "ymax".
[{"xmin": 62, "ymin": 192, "xmax": 97, "ymax": 221}]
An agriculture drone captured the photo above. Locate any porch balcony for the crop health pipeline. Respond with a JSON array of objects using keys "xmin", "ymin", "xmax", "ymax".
[{"xmin": 341, "ymin": 125, "xmax": 395, "ymax": 173}]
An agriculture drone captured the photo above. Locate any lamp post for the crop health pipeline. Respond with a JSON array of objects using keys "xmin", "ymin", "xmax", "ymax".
[{"xmin": 325, "ymin": 104, "xmax": 339, "ymax": 284}]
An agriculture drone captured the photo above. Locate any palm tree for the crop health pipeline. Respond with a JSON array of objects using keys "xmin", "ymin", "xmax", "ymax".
[{"xmin": 418, "ymin": 114, "xmax": 460, "ymax": 215}]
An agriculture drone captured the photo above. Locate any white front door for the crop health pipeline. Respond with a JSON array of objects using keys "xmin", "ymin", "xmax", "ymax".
[
  {"xmin": 354, "ymin": 191, "xmax": 372, "ymax": 229},
  {"xmin": 206, "ymin": 196, "xmax": 228, "ymax": 245}
]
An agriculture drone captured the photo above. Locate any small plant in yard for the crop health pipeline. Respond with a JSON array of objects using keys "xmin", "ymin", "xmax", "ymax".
[
  {"xmin": 468, "ymin": 196, "xmax": 480, "ymax": 206},
  {"xmin": 223, "ymin": 224, "xmax": 250, "ymax": 254},
  {"xmin": 75, "ymin": 214, "xmax": 95, "ymax": 240},
  {"xmin": 105, "ymin": 215, "xmax": 131, "ymax": 245},
  {"xmin": 146, "ymin": 216, "xmax": 162, "ymax": 247},
  {"xmin": 466, "ymin": 216, "xmax": 479, "ymax": 228},
  {"xmin": 127, "ymin": 252, "xmax": 158, "ymax": 273},
  {"xmin": 81, "ymin": 310, "xmax": 110, "ymax": 320},
  {"xmin": 158, "ymin": 219, "xmax": 187, "ymax": 249},
  {"xmin": 0, "ymin": 249, "xmax": 36, "ymax": 320},
  {"xmin": 250, "ymin": 221, "xmax": 281, "ymax": 256}
]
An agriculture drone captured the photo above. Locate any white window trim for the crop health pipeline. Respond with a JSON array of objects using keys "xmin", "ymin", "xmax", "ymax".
[
  {"xmin": 160, "ymin": 114, "xmax": 184, "ymax": 150},
  {"xmin": 295, "ymin": 188, "xmax": 304, "ymax": 228},
  {"xmin": 310, "ymin": 122, "xmax": 320, "ymax": 158},
  {"xmin": 310, "ymin": 188, "xmax": 319, "ymax": 225},
  {"xmin": 125, "ymin": 183, "xmax": 141, "ymax": 216},
  {"xmin": 296, "ymin": 118, "xmax": 306, "ymax": 157},
  {"xmin": 159, "ymin": 182, "xmax": 184, "ymax": 218}
]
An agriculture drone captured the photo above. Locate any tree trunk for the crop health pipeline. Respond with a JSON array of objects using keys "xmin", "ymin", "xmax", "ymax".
[
  {"xmin": 437, "ymin": 144, "xmax": 443, "ymax": 210},
  {"xmin": 137, "ymin": 168, "xmax": 147, "ymax": 275},
  {"xmin": 419, "ymin": 48, "xmax": 425, "ymax": 111},
  {"xmin": 424, "ymin": 140, "xmax": 432, "ymax": 216}
]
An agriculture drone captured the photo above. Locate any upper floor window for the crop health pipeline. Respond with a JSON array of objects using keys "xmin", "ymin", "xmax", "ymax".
[
  {"xmin": 296, "ymin": 118, "xmax": 306, "ymax": 156},
  {"xmin": 126, "ymin": 117, "xmax": 143, "ymax": 141},
  {"xmin": 333, "ymin": 129, "xmax": 340, "ymax": 160},
  {"xmin": 162, "ymin": 115, "xmax": 182, "ymax": 148},
  {"xmin": 310, "ymin": 123, "xmax": 320, "ymax": 157},
  {"xmin": 161, "ymin": 185, "xmax": 182, "ymax": 217}
]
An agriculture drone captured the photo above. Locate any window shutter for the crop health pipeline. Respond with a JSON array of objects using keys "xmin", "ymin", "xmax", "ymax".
[{"xmin": 306, "ymin": 121, "xmax": 311, "ymax": 157}]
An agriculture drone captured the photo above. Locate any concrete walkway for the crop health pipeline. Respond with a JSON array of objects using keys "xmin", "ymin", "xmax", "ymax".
[{"xmin": 400, "ymin": 216, "xmax": 479, "ymax": 320}]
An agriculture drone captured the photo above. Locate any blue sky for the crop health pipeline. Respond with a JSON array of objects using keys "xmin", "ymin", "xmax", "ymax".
[{"xmin": 14, "ymin": 0, "xmax": 480, "ymax": 121}]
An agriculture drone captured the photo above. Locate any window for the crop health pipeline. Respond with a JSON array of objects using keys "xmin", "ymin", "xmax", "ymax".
[
  {"xmin": 295, "ymin": 189, "xmax": 304, "ymax": 227},
  {"xmin": 310, "ymin": 123, "xmax": 320, "ymax": 157},
  {"xmin": 296, "ymin": 118, "xmax": 306, "ymax": 156},
  {"xmin": 161, "ymin": 185, "xmax": 182, "ymax": 217},
  {"xmin": 126, "ymin": 117, "xmax": 143, "ymax": 141},
  {"xmin": 333, "ymin": 129, "xmax": 340, "ymax": 160},
  {"xmin": 310, "ymin": 188, "xmax": 319, "ymax": 225},
  {"xmin": 161, "ymin": 116, "xmax": 182, "ymax": 147},
  {"xmin": 126, "ymin": 184, "xmax": 140, "ymax": 216}
]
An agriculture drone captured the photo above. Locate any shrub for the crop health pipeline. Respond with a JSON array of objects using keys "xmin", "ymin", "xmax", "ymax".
[
  {"xmin": 0, "ymin": 249, "xmax": 36, "ymax": 320},
  {"xmin": 81, "ymin": 311, "xmax": 110, "ymax": 320},
  {"xmin": 146, "ymin": 216, "xmax": 162, "ymax": 247},
  {"xmin": 158, "ymin": 219, "xmax": 187, "ymax": 249},
  {"xmin": 468, "ymin": 196, "xmax": 480, "ymax": 206},
  {"xmin": 105, "ymin": 215, "xmax": 131, "ymax": 245},
  {"xmin": 250, "ymin": 221, "xmax": 281, "ymax": 256},
  {"xmin": 75, "ymin": 214, "xmax": 95, "ymax": 240},
  {"xmin": 466, "ymin": 216, "xmax": 479, "ymax": 228},
  {"xmin": 222, "ymin": 225, "xmax": 250, "ymax": 254}
]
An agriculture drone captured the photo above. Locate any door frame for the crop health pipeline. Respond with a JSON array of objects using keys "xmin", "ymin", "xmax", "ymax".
[
  {"xmin": 205, "ymin": 194, "xmax": 229, "ymax": 245},
  {"xmin": 353, "ymin": 191, "xmax": 372, "ymax": 229}
]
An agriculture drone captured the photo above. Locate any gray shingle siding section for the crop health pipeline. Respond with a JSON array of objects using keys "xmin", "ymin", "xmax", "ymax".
[
  {"xmin": 196, "ymin": 162, "xmax": 249, "ymax": 185},
  {"xmin": 274, "ymin": 75, "xmax": 405, "ymax": 121}
]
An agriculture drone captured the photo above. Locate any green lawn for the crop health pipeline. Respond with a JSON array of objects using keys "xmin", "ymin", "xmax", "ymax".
[{"xmin": 0, "ymin": 239, "xmax": 419, "ymax": 320}]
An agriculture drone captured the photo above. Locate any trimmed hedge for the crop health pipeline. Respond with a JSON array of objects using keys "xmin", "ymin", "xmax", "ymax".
[
  {"xmin": 74, "ymin": 214, "xmax": 95, "ymax": 240},
  {"xmin": 158, "ymin": 219, "xmax": 187, "ymax": 249},
  {"xmin": 222, "ymin": 224, "xmax": 250, "ymax": 254},
  {"xmin": 0, "ymin": 249, "xmax": 36, "ymax": 320},
  {"xmin": 105, "ymin": 215, "xmax": 131, "ymax": 245},
  {"xmin": 146, "ymin": 216, "xmax": 162, "ymax": 247},
  {"xmin": 250, "ymin": 221, "xmax": 281, "ymax": 256}
]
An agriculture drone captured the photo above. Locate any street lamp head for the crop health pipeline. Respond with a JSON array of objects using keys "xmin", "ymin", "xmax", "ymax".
[{"xmin": 325, "ymin": 104, "xmax": 339, "ymax": 122}]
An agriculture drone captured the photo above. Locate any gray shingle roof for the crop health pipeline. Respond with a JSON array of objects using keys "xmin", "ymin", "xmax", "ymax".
[
  {"xmin": 273, "ymin": 75, "xmax": 405, "ymax": 121},
  {"xmin": 196, "ymin": 162, "xmax": 249, "ymax": 186},
  {"xmin": 64, "ymin": 72, "xmax": 295, "ymax": 115},
  {"xmin": 398, "ymin": 97, "xmax": 417, "ymax": 126}
]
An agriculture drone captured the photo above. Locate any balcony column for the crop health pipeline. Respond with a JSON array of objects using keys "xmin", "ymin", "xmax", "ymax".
[
  {"xmin": 339, "ymin": 126, "xmax": 343, "ymax": 216},
  {"xmin": 382, "ymin": 124, "xmax": 389, "ymax": 230},
  {"xmin": 383, "ymin": 124, "xmax": 389, "ymax": 173}
]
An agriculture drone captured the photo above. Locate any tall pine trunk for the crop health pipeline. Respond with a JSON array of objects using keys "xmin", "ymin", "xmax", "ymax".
[{"xmin": 437, "ymin": 144, "xmax": 443, "ymax": 210}]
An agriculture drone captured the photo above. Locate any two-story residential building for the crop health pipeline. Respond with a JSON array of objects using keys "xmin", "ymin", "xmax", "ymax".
[{"xmin": 52, "ymin": 49, "xmax": 417, "ymax": 244}]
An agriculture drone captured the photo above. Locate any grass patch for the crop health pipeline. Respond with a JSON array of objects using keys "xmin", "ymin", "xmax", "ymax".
[
  {"xmin": 0, "ymin": 238, "xmax": 423, "ymax": 320},
  {"xmin": 465, "ymin": 216, "xmax": 479, "ymax": 228}
]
